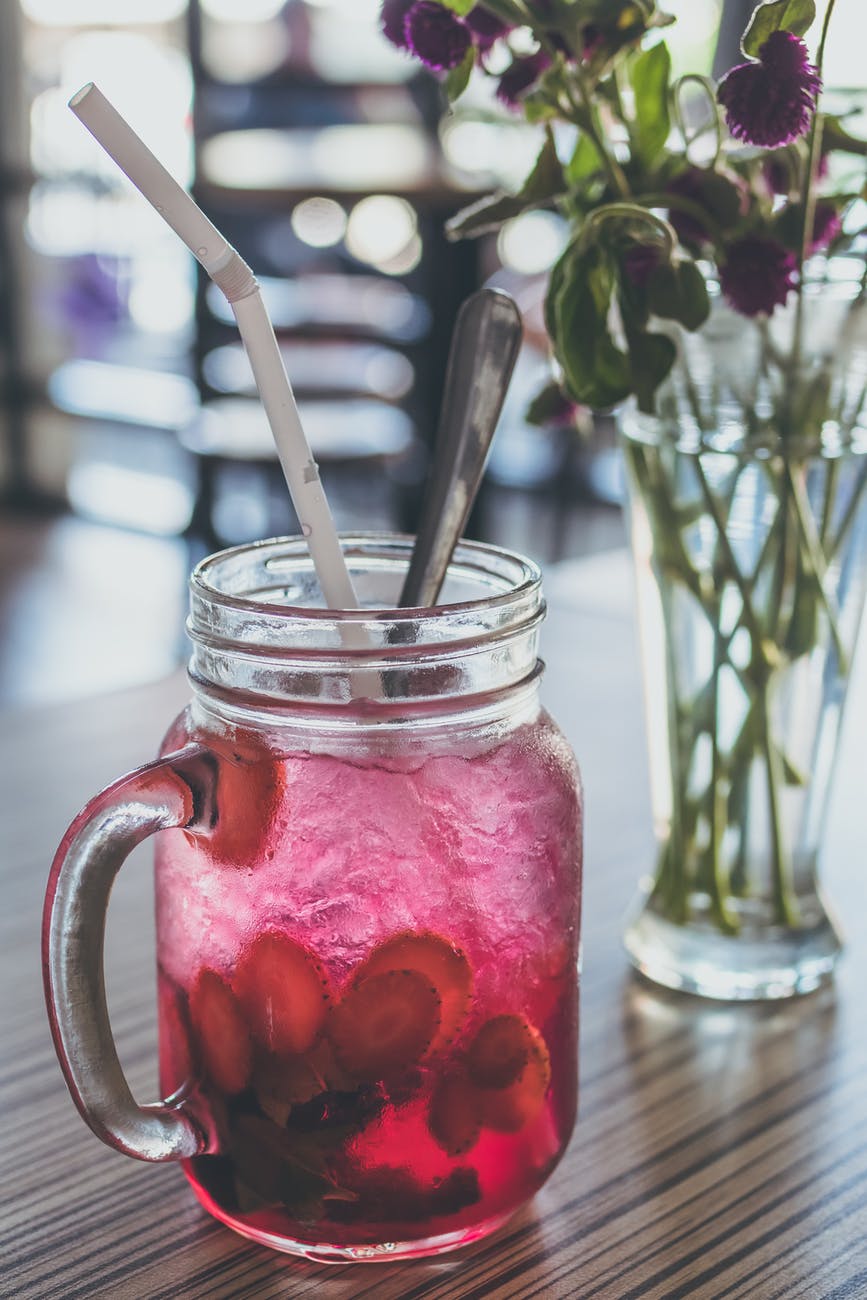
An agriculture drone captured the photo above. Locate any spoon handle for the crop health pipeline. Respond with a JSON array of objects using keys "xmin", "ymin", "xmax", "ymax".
[{"xmin": 399, "ymin": 288, "xmax": 523, "ymax": 608}]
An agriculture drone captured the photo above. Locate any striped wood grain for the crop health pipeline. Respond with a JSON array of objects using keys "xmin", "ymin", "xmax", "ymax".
[{"xmin": 2, "ymin": 552, "xmax": 865, "ymax": 1299}]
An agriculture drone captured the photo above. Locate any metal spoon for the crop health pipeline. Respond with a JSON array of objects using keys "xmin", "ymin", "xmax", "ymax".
[{"xmin": 399, "ymin": 287, "xmax": 523, "ymax": 608}]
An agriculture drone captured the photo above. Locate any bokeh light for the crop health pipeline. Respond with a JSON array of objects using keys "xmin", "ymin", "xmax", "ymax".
[
  {"xmin": 291, "ymin": 197, "xmax": 347, "ymax": 249},
  {"xmin": 345, "ymin": 196, "xmax": 420, "ymax": 275}
]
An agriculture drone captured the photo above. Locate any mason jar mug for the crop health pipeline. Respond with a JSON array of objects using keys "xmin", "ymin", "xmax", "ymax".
[{"xmin": 43, "ymin": 535, "xmax": 583, "ymax": 1262}]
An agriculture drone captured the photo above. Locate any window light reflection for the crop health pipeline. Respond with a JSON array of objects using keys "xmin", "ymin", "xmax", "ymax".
[
  {"xmin": 305, "ymin": 0, "xmax": 379, "ymax": 14},
  {"xmin": 27, "ymin": 185, "xmax": 177, "ymax": 257},
  {"xmin": 49, "ymin": 361, "xmax": 199, "ymax": 430},
  {"xmin": 440, "ymin": 120, "xmax": 539, "ymax": 189},
  {"xmin": 201, "ymin": 0, "xmax": 287, "ymax": 20},
  {"xmin": 201, "ymin": 19, "xmax": 289, "ymax": 83},
  {"xmin": 56, "ymin": 33, "xmax": 192, "ymax": 185},
  {"xmin": 23, "ymin": 0, "xmax": 185, "ymax": 24},
  {"xmin": 201, "ymin": 126, "xmax": 433, "ymax": 193},
  {"xmin": 129, "ymin": 257, "xmax": 195, "ymax": 334},
  {"xmin": 68, "ymin": 463, "xmax": 193, "ymax": 535}
]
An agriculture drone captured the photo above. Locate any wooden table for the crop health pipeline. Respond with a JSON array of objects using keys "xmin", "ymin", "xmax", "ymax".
[{"xmin": 3, "ymin": 551, "xmax": 866, "ymax": 1299}]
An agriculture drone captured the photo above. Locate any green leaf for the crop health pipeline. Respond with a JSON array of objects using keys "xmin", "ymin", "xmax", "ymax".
[
  {"xmin": 781, "ymin": 750, "xmax": 809, "ymax": 785},
  {"xmin": 629, "ymin": 41, "xmax": 672, "ymax": 166},
  {"xmin": 627, "ymin": 329, "xmax": 677, "ymax": 413},
  {"xmin": 445, "ymin": 46, "xmax": 475, "ymax": 102},
  {"xmin": 446, "ymin": 127, "xmax": 565, "ymax": 239},
  {"xmin": 784, "ymin": 574, "xmax": 820, "ymax": 657},
  {"xmin": 822, "ymin": 113, "xmax": 867, "ymax": 157},
  {"xmin": 526, "ymin": 380, "xmax": 574, "ymax": 426},
  {"xmin": 521, "ymin": 127, "xmax": 566, "ymax": 197},
  {"xmin": 521, "ymin": 90, "xmax": 560, "ymax": 123},
  {"xmin": 695, "ymin": 170, "xmax": 747, "ymax": 230},
  {"xmin": 441, "ymin": 0, "xmax": 476, "ymax": 13},
  {"xmin": 792, "ymin": 367, "xmax": 833, "ymax": 437},
  {"xmin": 445, "ymin": 193, "xmax": 527, "ymax": 240},
  {"xmin": 544, "ymin": 240, "xmax": 570, "ymax": 346},
  {"xmin": 552, "ymin": 244, "xmax": 633, "ymax": 408},
  {"xmin": 742, "ymin": 0, "xmax": 816, "ymax": 58},
  {"xmin": 566, "ymin": 131, "xmax": 604, "ymax": 185},
  {"xmin": 647, "ymin": 259, "xmax": 710, "ymax": 331}
]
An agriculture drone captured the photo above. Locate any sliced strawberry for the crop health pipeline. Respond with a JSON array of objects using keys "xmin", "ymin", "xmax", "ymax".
[
  {"xmin": 354, "ymin": 931, "xmax": 472, "ymax": 1052},
  {"xmin": 470, "ymin": 1017, "xmax": 552, "ymax": 1134},
  {"xmin": 158, "ymin": 978, "xmax": 195, "ymax": 1095},
  {"xmin": 234, "ymin": 931, "xmax": 333, "ymax": 1057},
  {"xmin": 465, "ymin": 1014, "xmax": 541, "ymax": 1089},
  {"xmin": 329, "ymin": 969, "xmax": 441, "ymax": 1082},
  {"xmin": 208, "ymin": 732, "xmax": 283, "ymax": 868},
  {"xmin": 158, "ymin": 973, "xmax": 196, "ymax": 1096},
  {"xmin": 427, "ymin": 1069, "xmax": 482, "ymax": 1157},
  {"xmin": 189, "ymin": 968, "xmax": 252, "ymax": 1095}
]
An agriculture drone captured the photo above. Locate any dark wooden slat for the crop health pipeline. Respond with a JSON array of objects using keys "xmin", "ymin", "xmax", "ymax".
[{"xmin": 2, "ymin": 551, "xmax": 865, "ymax": 1298}]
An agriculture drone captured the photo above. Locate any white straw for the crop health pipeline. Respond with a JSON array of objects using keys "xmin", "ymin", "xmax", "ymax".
[{"xmin": 68, "ymin": 82, "xmax": 360, "ymax": 613}]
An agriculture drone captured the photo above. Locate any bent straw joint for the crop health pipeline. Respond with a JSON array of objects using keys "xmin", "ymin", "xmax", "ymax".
[
  {"xmin": 67, "ymin": 81, "xmax": 365, "ymax": 622},
  {"xmin": 210, "ymin": 251, "xmax": 259, "ymax": 304}
]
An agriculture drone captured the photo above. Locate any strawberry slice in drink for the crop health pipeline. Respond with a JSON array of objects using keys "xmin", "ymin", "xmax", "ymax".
[
  {"xmin": 234, "ymin": 931, "xmax": 333, "ymax": 1057},
  {"xmin": 466, "ymin": 1014, "xmax": 552, "ymax": 1133},
  {"xmin": 329, "ymin": 969, "xmax": 441, "ymax": 1083},
  {"xmin": 353, "ymin": 931, "xmax": 472, "ymax": 1052},
  {"xmin": 428, "ymin": 1068, "xmax": 483, "ymax": 1156},
  {"xmin": 189, "ymin": 969, "xmax": 253, "ymax": 1095},
  {"xmin": 158, "ymin": 973, "xmax": 196, "ymax": 1096},
  {"xmin": 207, "ymin": 732, "xmax": 283, "ymax": 868}
]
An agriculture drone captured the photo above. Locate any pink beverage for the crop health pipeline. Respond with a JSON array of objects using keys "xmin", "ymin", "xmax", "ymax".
[
  {"xmin": 156, "ymin": 715, "xmax": 580, "ymax": 1257},
  {"xmin": 44, "ymin": 536, "xmax": 582, "ymax": 1262}
]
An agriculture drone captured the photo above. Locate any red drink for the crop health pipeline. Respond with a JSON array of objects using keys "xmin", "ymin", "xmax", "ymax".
[
  {"xmin": 44, "ymin": 537, "xmax": 583, "ymax": 1262},
  {"xmin": 156, "ymin": 712, "xmax": 581, "ymax": 1260}
]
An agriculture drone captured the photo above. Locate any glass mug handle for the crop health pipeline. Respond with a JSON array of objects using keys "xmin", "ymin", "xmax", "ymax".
[{"xmin": 42, "ymin": 745, "xmax": 213, "ymax": 1163}]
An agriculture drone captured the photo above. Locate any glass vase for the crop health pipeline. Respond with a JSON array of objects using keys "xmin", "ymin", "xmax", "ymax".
[{"xmin": 621, "ymin": 265, "xmax": 867, "ymax": 1000}]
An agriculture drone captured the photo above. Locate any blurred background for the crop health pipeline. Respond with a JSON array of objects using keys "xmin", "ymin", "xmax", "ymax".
[{"xmin": 0, "ymin": 0, "xmax": 862, "ymax": 707}]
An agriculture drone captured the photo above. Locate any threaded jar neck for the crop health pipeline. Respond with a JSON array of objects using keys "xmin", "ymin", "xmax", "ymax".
[{"xmin": 186, "ymin": 535, "xmax": 546, "ymax": 730}]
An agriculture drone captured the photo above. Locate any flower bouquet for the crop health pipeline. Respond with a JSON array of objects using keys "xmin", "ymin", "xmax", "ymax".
[{"xmin": 379, "ymin": 0, "xmax": 867, "ymax": 999}]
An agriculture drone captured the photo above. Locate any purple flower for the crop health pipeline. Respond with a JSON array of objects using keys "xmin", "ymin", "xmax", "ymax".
[
  {"xmin": 719, "ymin": 235, "xmax": 797, "ymax": 316},
  {"xmin": 581, "ymin": 23, "xmax": 604, "ymax": 61},
  {"xmin": 810, "ymin": 201, "xmax": 842, "ymax": 251},
  {"xmin": 622, "ymin": 244, "xmax": 660, "ymax": 288},
  {"xmin": 380, "ymin": 0, "xmax": 415, "ymax": 50},
  {"xmin": 717, "ymin": 30, "xmax": 821, "ymax": 148},
  {"xmin": 465, "ymin": 5, "xmax": 513, "ymax": 51},
  {"xmin": 404, "ymin": 2, "xmax": 472, "ymax": 71},
  {"xmin": 496, "ymin": 50, "xmax": 551, "ymax": 108},
  {"xmin": 666, "ymin": 168, "xmax": 713, "ymax": 246}
]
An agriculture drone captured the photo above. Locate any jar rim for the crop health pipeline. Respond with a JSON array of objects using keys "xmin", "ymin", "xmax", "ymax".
[
  {"xmin": 190, "ymin": 533, "xmax": 542, "ymax": 622},
  {"xmin": 186, "ymin": 535, "xmax": 546, "ymax": 720}
]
